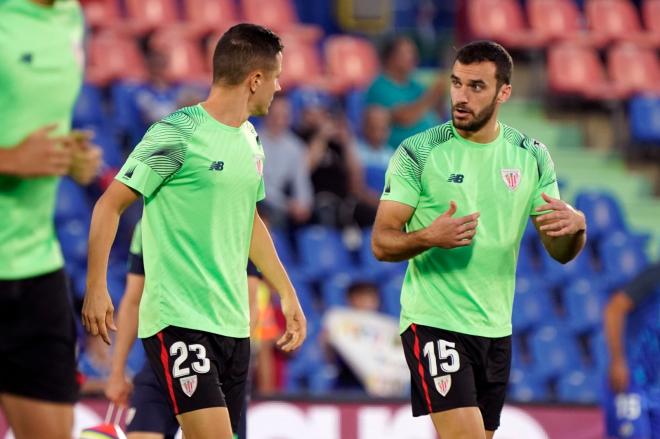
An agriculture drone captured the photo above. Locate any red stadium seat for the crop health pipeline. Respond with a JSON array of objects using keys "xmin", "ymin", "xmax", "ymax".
[
  {"xmin": 149, "ymin": 31, "xmax": 210, "ymax": 84},
  {"xmin": 124, "ymin": 0, "xmax": 180, "ymax": 36},
  {"xmin": 586, "ymin": 0, "xmax": 659, "ymax": 46},
  {"xmin": 182, "ymin": 0, "xmax": 240, "ymax": 37},
  {"xmin": 324, "ymin": 35, "xmax": 379, "ymax": 94},
  {"xmin": 82, "ymin": 0, "xmax": 122, "ymax": 31},
  {"xmin": 240, "ymin": 0, "xmax": 323, "ymax": 43},
  {"xmin": 86, "ymin": 33, "xmax": 147, "ymax": 86},
  {"xmin": 607, "ymin": 43, "xmax": 660, "ymax": 95},
  {"xmin": 467, "ymin": 0, "xmax": 548, "ymax": 49},
  {"xmin": 527, "ymin": 0, "xmax": 608, "ymax": 47},
  {"xmin": 547, "ymin": 43, "xmax": 627, "ymax": 100},
  {"xmin": 278, "ymin": 40, "xmax": 325, "ymax": 91},
  {"xmin": 642, "ymin": 0, "xmax": 660, "ymax": 41}
]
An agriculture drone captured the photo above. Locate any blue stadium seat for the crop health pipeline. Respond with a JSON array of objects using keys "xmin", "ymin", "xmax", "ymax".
[
  {"xmin": 381, "ymin": 273, "xmax": 405, "ymax": 317},
  {"xmin": 73, "ymin": 83, "xmax": 105, "ymax": 128},
  {"xmin": 529, "ymin": 324, "xmax": 583, "ymax": 379},
  {"xmin": 358, "ymin": 228, "xmax": 407, "ymax": 281},
  {"xmin": 320, "ymin": 272, "xmax": 354, "ymax": 308},
  {"xmin": 55, "ymin": 177, "xmax": 92, "ymax": 224},
  {"xmin": 517, "ymin": 235, "xmax": 540, "ymax": 276},
  {"xmin": 270, "ymin": 228, "xmax": 298, "ymax": 271},
  {"xmin": 364, "ymin": 165, "xmax": 386, "ymax": 193},
  {"xmin": 289, "ymin": 278, "xmax": 319, "ymax": 328},
  {"xmin": 345, "ymin": 88, "xmax": 367, "ymax": 137},
  {"xmin": 629, "ymin": 96, "xmax": 660, "ymax": 143},
  {"xmin": 91, "ymin": 126, "xmax": 124, "ymax": 169},
  {"xmin": 557, "ymin": 369, "xmax": 601, "ymax": 403},
  {"xmin": 575, "ymin": 191, "xmax": 627, "ymax": 243},
  {"xmin": 285, "ymin": 330, "xmax": 337, "ymax": 394},
  {"xmin": 507, "ymin": 366, "xmax": 550, "ymax": 402},
  {"xmin": 599, "ymin": 231, "xmax": 649, "ymax": 290},
  {"xmin": 296, "ymin": 225, "xmax": 355, "ymax": 280},
  {"xmin": 512, "ymin": 275, "xmax": 557, "ymax": 332},
  {"xmin": 563, "ymin": 277, "xmax": 606, "ymax": 334},
  {"xmin": 589, "ymin": 330, "xmax": 609, "ymax": 377},
  {"xmin": 110, "ymin": 81, "xmax": 146, "ymax": 146},
  {"xmin": 539, "ymin": 243, "xmax": 595, "ymax": 288}
]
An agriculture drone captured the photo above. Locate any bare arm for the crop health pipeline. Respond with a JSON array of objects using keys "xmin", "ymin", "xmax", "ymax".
[
  {"xmin": 532, "ymin": 193, "xmax": 586, "ymax": 264},
  {"xmin": 0, "ymin": 125, "xmax": 73, "ymax": 177},
  {"xmin": 604, "ymin": 291, "xmax": 635, "ymax": 393},
  {"xmin": 105, "ymin": 273, "xmax": 144, "ymax": 405},
  {"xmin": 371, "ymin": 200, "xmax": 480, "ymax": 262},
  {"xmin": 390, "ymin": 80, "xmax": 444, "ymax": 127},
  {"xmin": 82, "ymin": 181, "xmax": 140, "ymax": 344},
  {"xmin": 249, "ymin": 211, "xmax": 306, "ymax": 352}
]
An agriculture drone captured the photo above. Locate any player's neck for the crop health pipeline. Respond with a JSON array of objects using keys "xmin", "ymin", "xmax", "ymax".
[
  {"xmin": 455, "ymin": 118, "xmax": 500, "ymax": 144},
  {"xmin": 30, "ymin": 0, "xmax": 55, "ymax": 6},
  {"xmin": 202, "ymin": 87, "xmax": 250, "ymax": 128}
]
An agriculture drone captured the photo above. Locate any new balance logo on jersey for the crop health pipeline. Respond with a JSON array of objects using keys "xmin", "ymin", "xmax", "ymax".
[
  {"xmin": 19, "ymin": 53, "xmax": 33, "ymax": 64},
  {"xmin": 123, "ymin": 165, "xmax": 136, "ymax": 179},
  {"xmin": 447, "ymin": 174, "xmax": 464, "ymax": 183},
  {"xmin": 208, "ymin": 161, "xmax": 224, "ymax": 171}
]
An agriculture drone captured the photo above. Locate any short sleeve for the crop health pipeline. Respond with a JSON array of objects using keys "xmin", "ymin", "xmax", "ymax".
[
  {"xmin": 116, "ymin": 121, "xmax": 188, "ymax": 198},
  {"xmin": 528, "ymin": 139, "xmax": 560, "ymax": 215},
  {"xmin": 257, "ymin": 176, "xmax": 266, "ymax": 202},
  {"xmin": 380, "ymin": 142, "xmax": 422, "ymax": 208}
]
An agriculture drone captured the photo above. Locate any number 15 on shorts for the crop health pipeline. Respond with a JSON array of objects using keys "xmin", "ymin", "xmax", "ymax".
[{"xmin": 424, "ymin": 339, "xmax": 460, "ymax": 396}]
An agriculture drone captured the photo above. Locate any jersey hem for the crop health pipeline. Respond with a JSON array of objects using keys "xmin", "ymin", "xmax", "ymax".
[
  {"xmin": 0, "ymin": 260, "xmax": 64, "ymax": 281},
  {"xmin": 138, "ymin": 320, "xmax": 250, "ymax": 339},
  {"xmin": 400, "ymin": 315, "xmax": 512, "ymax": 338}
]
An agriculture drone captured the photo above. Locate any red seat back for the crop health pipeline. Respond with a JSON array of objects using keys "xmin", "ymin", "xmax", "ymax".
[
  {"xmin": 241, "ymin": 0, "xmax": 298, "ymax": 32},
  {"xmin": 87, "ymin": 33, "xmax": 146, "ymax": 85},
  {"xmin": 324, "ymin": 36, "xmax": 379, "ymax": 92},
  {"xmin": 586, "ymin": 0, "xmax": 643, "ymax": 38},
  {"xmin": 184, "ymin": 0, "xmax": 239, "ymax": 32},
  {"xmin": 608, "ymin": 43, "xmax": 660, "ymax": 93},
  {"xmin": 528, "ymin": 0, "xmax": 583, "ymax": 38},
  {"xmin": 125, "ymin": 0, "xmax": 180, "ymax": 30},
  {"xmin": 642, "ymin": 0, "xmax": 660, "ymax": 35},
  {"xmin": 548, "ymin": 43, "xmax": 606, "ymax": 92},
  {"xmin": 468, "ymin": 0, "xmax": 526, "ymax": 38}
]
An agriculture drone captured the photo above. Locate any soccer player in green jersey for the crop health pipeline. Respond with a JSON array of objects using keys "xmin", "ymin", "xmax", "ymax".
[
  {"xmin": 0, "ymin": 1, "xmax": 101, "ymax": 438},
  {"xmin": 372, "ymin": 41, "xmax": 587, "ymax": 439},
  {"xmin": 82, "ymin": 24, "xmax": 306, "ymax": 439}
]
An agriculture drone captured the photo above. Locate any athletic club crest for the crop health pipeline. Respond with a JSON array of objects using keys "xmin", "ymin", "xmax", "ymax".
[
  {"xmin": 501, "ymin": 168, "xmax": 521, "ymax": 191},
  {"xmin": 254, "ymin": 155, "xmax": 264, "ymax": 177},
  {"xmin": 434, "ymin": 375, "xmax": 452, "ymax": 397},
  {"xmin": 180, "ymin": 375, "xmax": 198, "ymax": 397}
]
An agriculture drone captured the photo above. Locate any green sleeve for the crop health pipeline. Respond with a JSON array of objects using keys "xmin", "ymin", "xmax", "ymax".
[
  {"xmin": 528, "ymin": 139, "xmax": 560, "ymax": 215},
  {"xmin": 115, "ymin": 121, "xmax": 188, "ymax": 198},
  {"xmin": 129, "ymin": 221, "xmax": 142, "ymax": 256},
  {"xmin": 380, "ymin": 142, "xmax": 422, "ymax": 208},
  {"xmin": 257, "ymin": 176, "xmax": 265, "ymax": 202}
]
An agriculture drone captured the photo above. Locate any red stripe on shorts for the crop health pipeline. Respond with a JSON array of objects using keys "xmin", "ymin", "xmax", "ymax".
[
  {"xmin": 157, "ymin": 331, "xmax": 180, "ymax": 414},
  {"xmin": 411, "ymin": 324, "xmax": 433, "ymax": 413}
]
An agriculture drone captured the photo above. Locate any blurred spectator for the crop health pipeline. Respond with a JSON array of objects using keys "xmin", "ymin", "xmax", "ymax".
[
  {"xmin": 260, "ymin": 96, "xmax": 313, "ymax": 229},
  {"xmin": 357, "ymin": 105, "xmax": 393, "ymax": 197},
  {"xmin": 366, "ymin": 36, "xmax": 443, "ymax": 148},
  {"xmin": 294, "ymin": 90, "xmax": 377, "ymax": 228},
  {"xmin": 603, "ymin": 263, "xmax": 660, "ymax": 439},
  {"xmin": 132, "ymin": 44, "xmax": 205, "ymax": 134},
  {"xmin": 411, "ymin": 0, "xmax": 442, "ymax": 67}
]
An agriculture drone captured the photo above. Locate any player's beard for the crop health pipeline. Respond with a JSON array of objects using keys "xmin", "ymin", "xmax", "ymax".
[{"xmin": 452, "ymin": 93, "xmax": 498, "ymax": 132}]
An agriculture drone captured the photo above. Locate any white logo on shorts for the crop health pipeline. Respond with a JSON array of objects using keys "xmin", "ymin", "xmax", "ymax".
[
  {"xmin": 180, "ymin": 375, "xmax": 198, "ymax": 397},
  {"xmin": 126, "ymin": 407, "xmax": 136, "ymax": 426},
  {"xmin": 434, "ymin": 374, "xmax": 452, "ymax": 397}
]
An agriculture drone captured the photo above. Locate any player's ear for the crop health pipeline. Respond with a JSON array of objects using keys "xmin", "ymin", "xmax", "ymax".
[
  {"xmin": 497, "ymin": 83, "xmax": 512, "ymax": 104},
  {"xmin": 248, "ymin": 71, "xmax": 263, "ymax": 94}
]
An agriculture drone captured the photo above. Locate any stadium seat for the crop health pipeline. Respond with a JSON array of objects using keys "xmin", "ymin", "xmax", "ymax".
[
  {"xmin": 599, "ymin": 231, "xmax": 649, "ymax": 290},
  {"xmin": 539, "ymin": 244, "xmax": 595, "ymax": 288},
  {"xmin": 110, "ymin": 81, "xmax": 146, "ymax": 146},
  {"xmin": 73, "ymin": 84, "xmax": 105, "ymax": 128},
  {"xmin": 562, "ymin": 277, "xmax": 606, "ymax": 334},
  {"xmin": 86, "ymin": 33, "xmax": 147, "ymax": 86},
  {"xmin": 270, "ymin": 228, "xmax": 298, "ymax": 271},
  {"xmin": 589, "ymin": 330, "xmax": 609, "ymax": 375},
  {"xmin": 512, "ymin": 275, "xmax": 557, "ymax": 332},
  {"xmin": 345, "ymin": 89, "xmax": 367, "ymax": 137},
  {"xmin": 575, "ymin": 191, "xmax": 627, "ymax": 242},
  {"xmin": 321, "ymin": 272, "xmax": 354, "ymax": 308},
  {"xmin": 517, "ymin": 235, "xmax": 540, "ymax": 276},
  {"xmin": 556, "ymin": 369, "xmax": 601, "ymax": 403},
  {"xmin": 643, "ymin": 0, "xmax": 660, "ymax": 41},
  {"xmin": 277, "ymin": 40, "xmax": 325, "ymax": 91},
  {"xmin": 149, "ymin": 31, "xmax": 210, "ymax": 84},
  {"xmin": 55, "ymin": 177, "xmax": 92, "ymax": 224},
  {"xmin": 82, "ymin": 0, "xmax": 122, "ymax": 31},
  {"xmin": 182, "ymin": 0, "xmax": 239, "ymax": 37},
  {"xmin": 240, "ymin": 0, "xmax": 323, "ymax": 43},
  {"xmin": 381, "ymin": 273, "xmax": 404, "ymax": 317},
  {"xmin": 324, "ymin": 36, "xmax": 380, "ymax": 94},
  {"xmin": 467, "ymin": 0, "xmax": 548, "ymax": 49},
  {"xmin": 629, "ymin": 96, "xmax": 660, "ymax": 143},
  {"xmin": 607, "ymin": 43, "xmax": 660, "ymax": 97},
  {"xmin": 358, "ymin": 228, "xmax": 407, "ymax": 281},
  {"xmin": 529, "ymin": 325, "xmax": 583, "ymax": 379},
  {"xmin": 285, "ymin": 331, "xmax": 336, "ymax": 394},
  {"xmin": 507, "ymin": 366, "xmax": 550, "ymax": 402},
  {"xmin": 547, "ymin": 43, "xmax": 627, "ymax": 100},
  {"xmin": 123, "ymin": 0, "xmax": 181, "ymax": 36},
  {"xmin": 527, "ymin": 0, "xmax": 608, "ymax": 47},
  {"xmin": 586, "ymin": 0, "xmax": 660, "ymax": 46},
  {"xmin": 296, "ymin": 226, "xmax": 355, "ymax": 280}
]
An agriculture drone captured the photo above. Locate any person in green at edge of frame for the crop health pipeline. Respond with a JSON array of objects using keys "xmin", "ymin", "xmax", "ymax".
[
  {"xmin": 0, "ymin": 1, "xmax": 102, "ymax": 438},
  {"xmin": 82, "ymin": 23, "xmax": 306, "ymax": 439},
  {"xmin": 372, "ymin": 40, "xmax": 587, "ymax": 439}
]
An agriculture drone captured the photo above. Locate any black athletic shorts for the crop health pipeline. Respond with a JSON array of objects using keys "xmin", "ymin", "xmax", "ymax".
[
  {"xmin": 126, "ymin": 361, "xmax": 179, "ymax": 438},
  {"xmin": 142, "ymin": 325, "xmax": 250, "ymax": 432},
  {"xmin": 401, "ymin": 323, "xmax": 511, "ymax": 431},
  {"xmin": 0, "ymin": 269, "xmax": 79, "ymax": 403}
]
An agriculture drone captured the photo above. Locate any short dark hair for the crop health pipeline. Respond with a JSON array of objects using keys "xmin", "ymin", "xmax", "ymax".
[
  {"xmin": 212, "ymin": 23, "xmax": 283, "ymax": 86},
  {"xmin": 380, "ymin": 35, "xmax": 414, "ymax": 65},
  {"xmin": 455, "ymin": 41, "xmax": 513, "ymax": 87}
]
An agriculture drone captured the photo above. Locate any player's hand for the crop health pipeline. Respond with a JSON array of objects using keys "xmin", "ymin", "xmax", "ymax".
[
  {"xmin": 82, "ymin": 288, "xmax": 117, "ymax": 345},
  {"xmin": 105, "ymin": 372, "xmax": 133, "ymax": 407},
  {"xmin": 277, "ymin": 293, "xmax": 307, "ymax": 352},
  {"xmin": 67, "ymin": 130, "xmax": 103, "ymax": 185},
  {"xmin": 609, "ymin": 357, "xmax": 630, "ymax": 393},
  {"xmin": 535, "ymin": 193, "xmax": 586, "ymax": 237},
  {"xmin": 422, "ymin": 201, "xmax": 480, "ymax": 249},
  {"xmin": 10, "ymin": 124, "xmax": 73, "ymax": 177}
]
